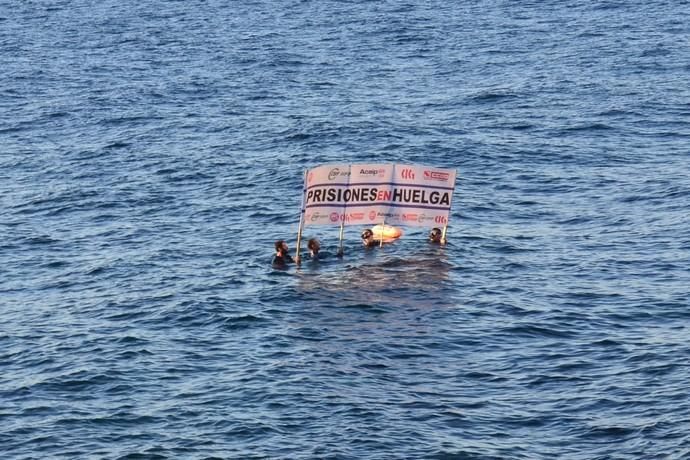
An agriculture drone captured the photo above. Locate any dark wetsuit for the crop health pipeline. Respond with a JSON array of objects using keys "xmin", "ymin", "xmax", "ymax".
[
  {"xmin": 307, "ymin": 251, "xmax": 333, "ymax": 261},
  {"xmin": 363, "ymin": 239, "xmax": 383, "ymax": 248},
  {"xmin": 272, "ymin": 253, "xmax": 294, "ymax": 266}
]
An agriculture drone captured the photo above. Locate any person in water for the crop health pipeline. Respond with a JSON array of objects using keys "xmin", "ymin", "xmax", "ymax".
[
  {"xmin": 361, "ymin": 228, "xmax": 382, "ymax": 247},
  {"xmin": 307, "ymin": 238, "xmax": 321, "ymax": 258},
  {"xmin": 428, "ymin": 227, "xmax": 446, "ymax": 244},
  {"xmin": 272, "ymin": 240, "xmax": 294, "ymax": 265},
  {"xmin": 297, "ymin": 237, "xmax": 321, "ymax": 264}
]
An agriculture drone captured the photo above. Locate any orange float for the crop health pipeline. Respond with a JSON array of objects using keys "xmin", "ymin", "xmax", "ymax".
[{"xmin": 371, "ymin": 224, "xmax": 403, "ymax": 240}]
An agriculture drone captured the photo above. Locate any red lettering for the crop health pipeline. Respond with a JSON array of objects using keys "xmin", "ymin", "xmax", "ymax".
[{"xmin": 377, "ymin": 190, "xmax": 392, "ymax": 201}]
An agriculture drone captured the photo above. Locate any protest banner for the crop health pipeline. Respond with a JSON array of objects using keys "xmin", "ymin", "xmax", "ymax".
[
  {"xmin": 295, "ymin": 163, "xmax": 456, "ymax": 257},
  {"xmin": 301, "ymin": 163, "xmax": 456, "ymax": 228}
]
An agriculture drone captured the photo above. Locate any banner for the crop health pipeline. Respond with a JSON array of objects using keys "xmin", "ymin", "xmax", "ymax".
[{"xmin": 301, "ymin": 163, "xmax": 456, "ymax": 228}]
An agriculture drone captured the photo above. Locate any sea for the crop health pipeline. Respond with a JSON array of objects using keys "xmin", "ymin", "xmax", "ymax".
[{"xmin": 2, "ymin": 1, "xmax": 690, "ymax": 458}]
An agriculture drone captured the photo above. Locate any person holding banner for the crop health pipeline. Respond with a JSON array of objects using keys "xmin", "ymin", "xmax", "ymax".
[
  {"xmin": 307, "ymin": 238, "xmax": 321, "ymax": 258},
  {"xmin": 272, "ymin": 240, "xmax": 295, "ymax": 266},
  {"xmin": 429, "ymin": 227, "xmax": 447, "ymax": 244},
  {"xmin": 295, "ymin": 238, "xmax": 326, "ymax": 265},
  {"xmin": 361, "ymin": 229, "xmax": 383, "ymax": 247},
  {"xmin": 299, "ymin": 238, "xmax": 322, "ymax": 262}
]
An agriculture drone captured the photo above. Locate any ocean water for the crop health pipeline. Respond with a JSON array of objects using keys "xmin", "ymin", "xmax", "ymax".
[{"xmin": 2, "ymin": 0, "xmax": 690, "ymax": 458}]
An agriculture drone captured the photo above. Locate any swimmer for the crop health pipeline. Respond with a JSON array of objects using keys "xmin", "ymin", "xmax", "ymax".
[
  {"xmin": 428, "ymin": 227, "xmax": 446, "ymax": 244},
  {"xmin": 361, "ymin": 228, "xmax": 382, "ymax": 247},
  {"xmin": 295, "ymin": 237, "xmax": 324, "ymax": 265},
  {"xmin": 272, "ymin": 240, "xmax": 294, "ymax": 266},
  {"xmin": 307, "ymin": 238, "xmax": 321, "ymax": 259}
]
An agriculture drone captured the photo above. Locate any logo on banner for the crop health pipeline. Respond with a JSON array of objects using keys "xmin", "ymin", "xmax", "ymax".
[
  {"xmin": 423, "ymin": 170, "xmax": 450, "ymax": 182},
  {"xmin": 377, "ymin": 212, "xmax": 400, "ymax": 220},
  {"xmin": 402, "ymin": 213, "xmax": 418, "ymax": 222},
  {"xmin": 417, "ymin": 214, "xmax": 435, "ymax": 224},
  {"xmin": 311, "ymin": 211, "xmax": 325, "ymax": 222},
  {"xmin": 328, "ymin": 168, "xmax": 350, "ymax": 181},
  {"xmin": 349, "ymin": 212, "xmax": 364, "ymax": 221},
  {"xmin": 330, "ymin": 212, "xmax": 340, "ymax": 222},
  {"xmin": 435, "ymin": 215, "xmax": 447, "ymax": 224},
  {"xmin": 360, "ymin": 168, "xmax": 385, "ymax": 177},
  {"xmin": 368, "ymin": 211, "xmax": 377, "ymax": 221},
  {"xmin": 401, "ymin": 168, "xmax": 415, "ymax": 180}
]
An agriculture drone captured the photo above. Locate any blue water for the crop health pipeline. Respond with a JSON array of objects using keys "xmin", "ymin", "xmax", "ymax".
[{"xmin": 2, "ymin": 1, "xmax": 690, "ymax": 458}]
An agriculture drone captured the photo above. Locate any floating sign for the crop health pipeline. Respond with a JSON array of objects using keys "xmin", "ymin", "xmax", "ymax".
[{"xmin": 301, "ymin": 163, "xmax": 457, "ymax": 228}]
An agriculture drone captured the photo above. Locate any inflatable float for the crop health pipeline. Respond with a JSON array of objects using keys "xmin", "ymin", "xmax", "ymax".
[{"xmin": 371, "ymin": 224, "xmax": 403, "ymax": 240}]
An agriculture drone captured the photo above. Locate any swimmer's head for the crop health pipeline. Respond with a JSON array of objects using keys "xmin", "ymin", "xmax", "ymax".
[
  {"xmin": 307, "ymin": 238, "xmax": 320, "ymax": 253},
  {"xmin": 361, "ymin": 229, "xmax": 373, "ymax": 240},
  {"xmin": 429, "ymin": 228, "xmax": 442, "ymax": 242},
  {"xmin": 275, "ymin": 240, "xmax": 288, "ymax": 253}
]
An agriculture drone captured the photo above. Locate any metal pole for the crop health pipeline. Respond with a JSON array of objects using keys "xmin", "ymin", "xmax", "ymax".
[
  {"xmin": 295, "ymin": 169, "xmax": 307, "ymax": 262},
  {"xmin": 380, "ymin": 218, "xmax": 385, "ymax": 247},
  {"xmin": 338, "ymin": 220, "xmax": 345, "ymax": 256},
  {"xmin": 440, "ymin": 169, "xmax": 457, "ymax": 245},
  {"xmin": 337, "ymin": 164, "xmax": 351, "ymax": 256}
]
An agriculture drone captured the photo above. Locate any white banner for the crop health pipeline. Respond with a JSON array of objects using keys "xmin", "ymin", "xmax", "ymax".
[{"xmin": 301, "ymin": 163, "xmax": 456, "ymax": 228}]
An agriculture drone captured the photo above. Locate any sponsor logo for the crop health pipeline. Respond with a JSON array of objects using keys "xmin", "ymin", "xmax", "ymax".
[
  {"xmin": 435, "ymin": 215, "xmax": 448, "ymax": 224},
  {"xmin": 423, "ymin": 170, "xmax": 450, "ymax": 182},
  {"xmin": 360, "ymin": 168, "xmax": 385, "ymax": 177},
  {"xmin": 401, "ymin": 168, "xmax": 415, "ymax": 180},
  {"xmin": 327, "ymin": 168, "xmax": 351, "ymax": 181},
  {"xmin": 368, "ymin": 210, "xmax": 377, "ymax": 221},
  {"xmin": 417, "ymin": 213, "xmax": 435, "ymax": 224},
  {"xmin": 311, "ymin": 211, "xmax": 328, "ymax": 222},
  {"xmin": 321, "ymin": 213, "xmax": 364, "ymax": 223},
  {"xmin": 402, "ymin": 213, "xmax": 418, "ymax": 222}
]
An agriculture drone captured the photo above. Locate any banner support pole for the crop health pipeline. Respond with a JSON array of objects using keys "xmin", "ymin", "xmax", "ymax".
[
  {"xmin": 380, "ymin": 218, "xmax": 385, "ymax": 247},
  {"xmin": 337, "ymin": 220, "xmax": 345, "ymax": 256},
  {"xmin": 440, "ymin": 168, "xmax": 457, "ymax": 245},
  {"xmin": 295, "ymin": 170, "xmax": 307, "ymax": 263},
  {"xmin": 337, "ymin": 164, "xmax": 351, "ymax": 257}
]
